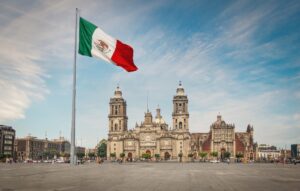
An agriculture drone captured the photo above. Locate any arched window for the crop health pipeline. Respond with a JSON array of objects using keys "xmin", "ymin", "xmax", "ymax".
[
  {"xmin": 179, "ymin": 122, "xmax": 182, "ymax": 129},
  {"xmin": 115, "ymin": 106, "xmax": 118, "ymax": 115},
  {"xmin": 114, "ymin": 124, "xmax": 118, "ymax": 131}
]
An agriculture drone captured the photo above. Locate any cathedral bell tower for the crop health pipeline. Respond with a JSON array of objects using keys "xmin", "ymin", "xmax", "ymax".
[
  {"xmin": 172, "ymin": 81, "xmax": 189, "ymax": 131},
  {"xmin": 108, "ymin": 85, "xmax": 128, "ymax": 133}
]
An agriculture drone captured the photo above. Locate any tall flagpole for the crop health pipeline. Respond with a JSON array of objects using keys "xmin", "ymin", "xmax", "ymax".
[{"xmin": 71, "ymin": 8, "xmax": 79, "ymax": 166}]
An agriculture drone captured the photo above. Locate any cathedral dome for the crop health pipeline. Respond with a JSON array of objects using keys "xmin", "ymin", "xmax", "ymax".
[
  {"xmin": 155, "ymin": 106, "xmax": 165, "ymax": 124},
  {"xmin": 176, "ymin": 81, "xmax": 185, "ymax": 96},
  {"xmin": 114, "ymin": 85, "xmax": 122, "ymax": 98},
  {"xmin": 155, "ymin": 117, "xmax": 165, "ymax": 124}
]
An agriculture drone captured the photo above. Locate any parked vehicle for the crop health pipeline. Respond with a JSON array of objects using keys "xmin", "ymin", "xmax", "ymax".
[
  {"xmin": 292, "ymin": 159, "xmax": 300, "ymax": 164},
  {"xmin": 210, "ymin": 159, "xmax": 220, "ymax": 163},
  {"xmin": 56, "ymin": 159, "xmax": 65, "ymax": 163},
  {"xmin": 24, "ymin": 160, "xmax": 33, "ymax": 163}
]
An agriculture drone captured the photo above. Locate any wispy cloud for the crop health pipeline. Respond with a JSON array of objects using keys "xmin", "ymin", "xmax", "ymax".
[{"xmin": 0, "ymin": 0, "xmax": 299, "ymax": 148}]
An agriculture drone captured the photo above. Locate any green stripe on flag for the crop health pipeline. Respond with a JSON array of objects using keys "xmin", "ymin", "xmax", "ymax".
[{"xmin": 79, "ymin": 17, "xmax": 97, "ymax": 57}]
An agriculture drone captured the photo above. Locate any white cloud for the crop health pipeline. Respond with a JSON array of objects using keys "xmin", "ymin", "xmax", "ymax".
[
  {"xmin": 0, "ymin": 0, "xmax": 299, "ymax": 148},
  {"xmin": 293, "ymin": 113, "xmax": 300, "ymax": 121}
]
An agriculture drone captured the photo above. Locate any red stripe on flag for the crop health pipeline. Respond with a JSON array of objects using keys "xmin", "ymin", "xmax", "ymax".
[{"xmin": 111, "ymin": 40, "xmax": 138, "ymax": 72}]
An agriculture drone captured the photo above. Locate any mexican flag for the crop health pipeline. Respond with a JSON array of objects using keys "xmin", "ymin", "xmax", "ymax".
[{"xmin": 78, "ymin": 17, "xmax": 138, "ymax": 72}]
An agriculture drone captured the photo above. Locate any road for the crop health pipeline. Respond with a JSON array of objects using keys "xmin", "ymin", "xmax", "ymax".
[{"xmin": 1, "ymin": 162, "xmax": 300, "ymax": 191}]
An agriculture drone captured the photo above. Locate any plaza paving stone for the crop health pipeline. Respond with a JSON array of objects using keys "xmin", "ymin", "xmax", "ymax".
[{"xmin": 0, "ymin": 162, "xmax": 300, "ymax": 191}]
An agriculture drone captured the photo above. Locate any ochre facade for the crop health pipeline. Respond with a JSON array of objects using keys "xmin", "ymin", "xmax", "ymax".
[{"xmin": 107, "ymin": 83, "xmax": 254, "ymax": 161}]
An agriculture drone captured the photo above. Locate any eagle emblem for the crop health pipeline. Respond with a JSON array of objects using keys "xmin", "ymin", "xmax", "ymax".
[{"xmin": 94, "ymin": 39, "xmax": 111, "ymax": 54}]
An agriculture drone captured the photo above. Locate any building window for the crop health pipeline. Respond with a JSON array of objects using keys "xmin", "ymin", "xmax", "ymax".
[
  {"xmin": 4, "ymin": 140, "xmax": 12, "ymax": 144},
  {"xmin": 114, "ymin": 106, "xmax": 118, "ymax": 115},
  {"xmin": 179, "ymin": 122, "xmax": 182, "ymax": 129},
  {"xmin": 114, "ymin": 124, "xmax": 118, "ymax": 131},
  {"xmin": 4, "ymin": 146, "xmax": 12, "ymax": 150}
]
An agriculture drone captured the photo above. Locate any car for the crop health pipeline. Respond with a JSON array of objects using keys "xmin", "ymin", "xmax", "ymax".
[
  {"xmin": 210, "ymin": 159, "xmax": 220, "ymax": 163},
  {"xmin": 56, "ymin": 159, "xmax": 65, "ymax": 163},
  {"xmin": 24, "ymin": 159, "xmax": 33, "ymax": 163},
  {"xmin": 292, "ymin": 159, "xmax": 300, "ymax": 164}
]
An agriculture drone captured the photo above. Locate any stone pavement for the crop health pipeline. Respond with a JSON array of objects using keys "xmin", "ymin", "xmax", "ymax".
[{"xmin": 0, "ymin": 162, "xmax": 300, "ymax": 191}]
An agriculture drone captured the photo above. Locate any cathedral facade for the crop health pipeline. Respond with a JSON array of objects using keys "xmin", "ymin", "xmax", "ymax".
[{"xmin": 107, "ymin": 83, "xmax": 255, "ymax": 161}]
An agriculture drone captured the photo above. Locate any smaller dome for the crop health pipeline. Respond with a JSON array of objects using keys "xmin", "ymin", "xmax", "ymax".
[
  {"xmin": 155, "ymin": 117, "xmax": 165, "ymax": 124},
  {"xmin": 176, "ymin": 81, "xmax": 185, "ymax": 96},
  {"xmin": 114, "ymin": 85, "xmax": 122, "ymax": 98}
]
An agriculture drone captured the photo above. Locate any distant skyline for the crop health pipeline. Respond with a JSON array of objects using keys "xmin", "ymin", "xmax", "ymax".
[{"xmin": 0, "ymin": 0, "xmax": 299, "ymax": 148}]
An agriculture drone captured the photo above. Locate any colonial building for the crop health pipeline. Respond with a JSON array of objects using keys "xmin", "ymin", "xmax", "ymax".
[
  {"xmin": 15, "ymin": 135, "xmax": 70, "ymax": 161},
  {"xmin": 107, "ymin": 82, "xmax": 255, "ymax": 161},
  {"xmin": 191, "ymin": 118, "xmax": 255, "ymax": 160},
  {"xmin": 256, "ymin": 144, "xmax": 280, "ymax": 160}
]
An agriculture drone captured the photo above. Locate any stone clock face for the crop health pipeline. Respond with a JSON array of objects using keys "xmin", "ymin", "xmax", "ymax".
[{"xmin": 128, "ymin": 141, "xmax": 132, "ymax": 146}]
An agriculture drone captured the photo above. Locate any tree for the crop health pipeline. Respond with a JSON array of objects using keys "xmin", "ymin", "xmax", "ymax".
[
  {"xmin": 76, "ymin": 152, "xmax": 85, "ymax": 159},
  {"xmin": 224, "ymin": 152, "xmax": 231, "ymax": 159},
  {"xmin": 178, "ymin": 152, "xmax": 183, "ymax": 162},
  {"xmin": 97, "ymin": 142, "xmax": 107, "ymax": 158},
  {"xmin": 155, "ymin": 154, "xmax": 160, "ymax": 161},
  {"xmin": 61, "ymin": 152, "xmax": 70, "ymax": 158},
  {"xmin": 199, "ymin": 152, "xmax": 208, "ymax": 161},
  {"xmin": 0, "ymin": 154, "xmax": 5, "ymax": 162},
  {"xmin": 188, "ymin": 153, "xmax": 194, "ymax": 162},
  {"xmin": 120, "ymin": 153, "xmax": 125, "ymax": 159},
  {"xmin": 142, "ymin": 153, "xmax": 151, "ymax": 160},
  {"xmin": 236, "ymin": 153, "xmax": 244, "ymax": 158},
  {"xmin": 110, "ymin": 153, "xmax": 116, "ymax": 158},
  {"xmin": 88, "ymin": 153, "xmax": 95, "ymax": 159},
  {"xmin": 211, "ymin": 151, "xmax": 218, "ymax": 158}
]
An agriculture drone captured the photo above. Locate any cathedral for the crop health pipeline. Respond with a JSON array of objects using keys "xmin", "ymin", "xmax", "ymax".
[{"xmin": 107, "ymin": 82, "xmax": 255, "ymax": 161}]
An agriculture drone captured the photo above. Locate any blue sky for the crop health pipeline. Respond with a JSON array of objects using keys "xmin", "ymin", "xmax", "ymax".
[{"xmin": 0, "ymin": 0, "xmax": 299, "ymax": 148}]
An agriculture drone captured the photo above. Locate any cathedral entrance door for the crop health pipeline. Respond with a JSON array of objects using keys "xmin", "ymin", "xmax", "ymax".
[
  {"xmin": 221, "ymin": 148, "xmax": 226, "ymax": 161},
  {"xmin": 164, "ymin": 152, "xmax": 170, "ymax": 160},
  {"xmin": 128, "ymin": 152, "xmax": 132, "ymax": 162},
  {"xmin": 146, "ymin": 150, "xmax": 151, "ymax": 156}
]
